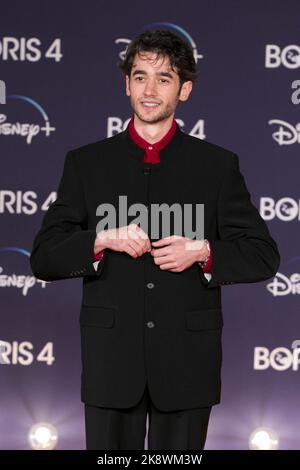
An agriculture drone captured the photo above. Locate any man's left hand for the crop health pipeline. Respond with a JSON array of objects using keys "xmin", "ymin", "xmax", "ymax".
[{"xmin": 151, "ymin": 236, "xmax": 209, "ymax": 272}]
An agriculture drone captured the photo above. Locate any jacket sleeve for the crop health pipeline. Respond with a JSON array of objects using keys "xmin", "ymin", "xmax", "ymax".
[
  {"xmin": 200, "ymin": 153, "xmax": 280, "ymax": 288},
  {"xmin": 30, "ymin": 150, "xmax": 105, "ymax": 281}
]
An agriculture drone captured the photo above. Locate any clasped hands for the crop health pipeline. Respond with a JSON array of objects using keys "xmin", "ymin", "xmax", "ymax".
[{"xmin": 95, "ymin": 224, "xmax": 209, "ymax": 273}]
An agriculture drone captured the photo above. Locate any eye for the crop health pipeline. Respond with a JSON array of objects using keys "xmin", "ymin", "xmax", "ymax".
[
  {"xmin": 135, "ymin": 76, "xmax": 144, "ymax": 81},
  {"xmin": 160, "ymin": 78, "xmax": 170, "ymax": 84}
]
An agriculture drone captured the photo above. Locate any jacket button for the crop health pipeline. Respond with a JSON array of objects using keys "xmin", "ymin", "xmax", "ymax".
[
  {"xmin": 147, "ymin": 321, "xmax": 155, "ymax": 328},
  {"xmin": 147, "ymin": 282, "xmax": 155, "ymax": 289}
]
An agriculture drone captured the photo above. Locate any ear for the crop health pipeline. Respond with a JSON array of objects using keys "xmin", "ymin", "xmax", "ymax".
[
  {"xmin": 179, "ymin": 81, "xmax": 193, "ymax": 102},
  {"xmin": 126, "ymin": 75, "xmax": 130, "ymax": 97}
]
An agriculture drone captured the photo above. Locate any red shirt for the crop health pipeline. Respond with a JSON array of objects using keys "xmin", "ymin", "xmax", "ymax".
[{"xmin": 128, "ymin": 116, "xmax": 177, "ymax": 164}]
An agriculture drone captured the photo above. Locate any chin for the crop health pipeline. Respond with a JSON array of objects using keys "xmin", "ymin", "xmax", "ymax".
[
  {"xmin": 138, "ymin": 111, "xmax": 169, "ymax": 124},
  {"xmin": 136, "ymin": 113, "xmax": 160, "ymax": 124}
]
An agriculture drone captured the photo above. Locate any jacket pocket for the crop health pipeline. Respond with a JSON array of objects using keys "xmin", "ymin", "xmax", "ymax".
[
  {"xmin": 185, "ymin": 308, "xmax": 223, "ymax": 331},
  {"xmin": 79, "ymin": 305, "xmax": 116, "ymax": 328}
]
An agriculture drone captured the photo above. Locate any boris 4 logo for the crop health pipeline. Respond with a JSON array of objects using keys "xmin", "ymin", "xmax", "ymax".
[
  {"xmin": 260, "ymin": 197, "xmax": 300, "ymax": 221},
  {"xmin": 265, "ymin": 44, "xmax": 300, "ymax": 69},
  {"xmin": 254, "ymin": 341, "xmax": 300, "ymax": 371},
  {"xmin": 0, "ymin": 95, "xmax": 55, "ymax": 143},
  {"xmin": 0, "ymin": 341, "xmax": 55, "ymax": 366},
  {"xmin": 0, "ymin": 37, "xmax": 63, "ymax": 62},
  {"xmin": 107, "ymin": 117, "xmax": 206, "ymax": 140},
  {"xmin": 0, "ymin": 191, "xmax": 56, "ymax": 214}
]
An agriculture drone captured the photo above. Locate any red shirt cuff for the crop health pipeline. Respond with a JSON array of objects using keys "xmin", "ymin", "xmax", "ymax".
[
  {"xmin": 93, "ymin": 250, "xmax": 105, "ymax": 262},
  {"xmin": 201, "ymin": 242, "xmax": 212, "ymax": 273}
]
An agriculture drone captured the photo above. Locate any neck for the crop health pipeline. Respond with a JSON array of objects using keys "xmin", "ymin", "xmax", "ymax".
[{"xmin": 133, "ymin": 114, "xmax": 174, "ymax": 144}]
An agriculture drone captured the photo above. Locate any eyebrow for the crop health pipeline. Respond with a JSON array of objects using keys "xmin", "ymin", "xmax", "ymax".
[{"xmin": 132, "ymin": 69, "xmax": 174, "ymax": 79}]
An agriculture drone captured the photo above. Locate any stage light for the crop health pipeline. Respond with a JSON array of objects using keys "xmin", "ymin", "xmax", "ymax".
[
  {"xmin": 28, "ymin": 422, "xmax": 58, "ymax": 450},
  {"xmin": 249, "ymin": 427, "xmax": 279, "ymax": 450}
]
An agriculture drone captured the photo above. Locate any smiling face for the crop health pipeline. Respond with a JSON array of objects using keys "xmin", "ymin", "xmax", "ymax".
[{"xmin": 126, "ymin": 51, "xmax": 192, "ymax": 125}]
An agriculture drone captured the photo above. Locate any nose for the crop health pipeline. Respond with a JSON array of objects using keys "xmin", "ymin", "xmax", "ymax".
[{"xmin": 143, "ymin": 78, "xmax": 157, "ymax": 96}]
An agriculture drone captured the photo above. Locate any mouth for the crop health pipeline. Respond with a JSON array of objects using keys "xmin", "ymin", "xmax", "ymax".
[{"xmin": 140, "ymin": 100, "xmax": 161, "ymax": 108}]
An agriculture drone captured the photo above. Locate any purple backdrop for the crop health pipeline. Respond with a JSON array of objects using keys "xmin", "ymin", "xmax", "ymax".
[{"xmin": 0, "ymin": 0, "xmax": 299, "ymax": 450}]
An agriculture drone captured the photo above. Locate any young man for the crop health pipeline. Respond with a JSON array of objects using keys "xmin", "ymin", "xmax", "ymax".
[{"xmin": 30, "ymin": 30, "xmax": 280, "ymax": 450}]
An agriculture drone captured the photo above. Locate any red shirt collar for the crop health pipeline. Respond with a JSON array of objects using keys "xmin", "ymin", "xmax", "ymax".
[{"xmin": 128, "ymin": 117, "xmax": 177, "ymax": 164}]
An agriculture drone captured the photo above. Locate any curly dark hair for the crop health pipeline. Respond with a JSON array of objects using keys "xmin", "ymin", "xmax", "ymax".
[{"xmin": 119, "ymin": 29, "xmax": 198, "ymax": 86}]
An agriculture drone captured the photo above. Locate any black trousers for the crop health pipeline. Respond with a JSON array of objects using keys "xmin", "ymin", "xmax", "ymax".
[{"xmin": 85, "ymin": 384, "xmax": 211, "ymax": 450}]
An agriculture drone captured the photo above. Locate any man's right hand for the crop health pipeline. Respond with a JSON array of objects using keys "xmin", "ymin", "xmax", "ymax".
[{"xmin": 94, "ymin": 224, "xmax": 151, "ymax": 259}]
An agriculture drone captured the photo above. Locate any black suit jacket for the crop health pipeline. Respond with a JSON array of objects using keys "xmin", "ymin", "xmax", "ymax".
[{"xmin": 30, "ymin": 126, "xmax": 280, "ymax": 411}]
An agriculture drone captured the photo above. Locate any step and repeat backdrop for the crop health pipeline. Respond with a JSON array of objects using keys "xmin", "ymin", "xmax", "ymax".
[{"xmin": 0, "ymin": 0, "xmax": 299, "ymax": 450}]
